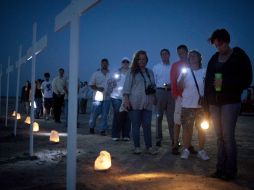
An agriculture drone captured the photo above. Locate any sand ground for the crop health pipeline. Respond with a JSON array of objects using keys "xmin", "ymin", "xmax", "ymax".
[{"xmin": 0, "ymin": 99, "xmax": 254, "ymax": 190}]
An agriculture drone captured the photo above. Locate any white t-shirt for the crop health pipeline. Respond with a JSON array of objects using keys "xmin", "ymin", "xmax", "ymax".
[
  {"xmin": 41, "ymin": 80, "xmax": 53, "ymax": 98},
  {"xmin": 110, "ymin": 70, "xmax": 128, "ymax": 99},
  {"xmin": 177, "ymin": 68, "xmax": 206, "ymax": 108},
  {"xmin": 153, "ymin": 62, "xmax": 172, "ymax": 87}
]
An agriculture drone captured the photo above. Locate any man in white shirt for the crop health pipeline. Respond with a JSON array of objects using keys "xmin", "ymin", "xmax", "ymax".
[
  {"xmin": 89, "ymin": 58, "xmax": 111, "ymax": 136},
  {"xmin": 41, "ymin": 72, "xmax": 53, "ymax": 120},
  {"xmin": 52, "ymin": 68, "xmax": 67, "ymax": 123},
  {"xmin": 153, "ymin": 49, "xmax": 175, "ymax": 147}
]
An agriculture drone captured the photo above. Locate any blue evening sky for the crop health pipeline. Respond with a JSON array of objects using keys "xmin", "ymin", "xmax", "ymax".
[{"xmin": 0, "ymin": 0, "xmax": 253, "ymax": 96}]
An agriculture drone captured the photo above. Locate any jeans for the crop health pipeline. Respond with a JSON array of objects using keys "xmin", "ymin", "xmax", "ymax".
[
  {"xmin": 129, "ymin": 109, "xmax": 152, "ymax": 148},
  {"xmin": 209, "ymin": 103, "xmax": 241, "ymax": 176},
  {"xmin": 111, "ymin": 98, "xmax": 131, "ymax": 138},
  {"xmin": 89, "ymin": 99, "xmax": 111, "ymax": 131}
]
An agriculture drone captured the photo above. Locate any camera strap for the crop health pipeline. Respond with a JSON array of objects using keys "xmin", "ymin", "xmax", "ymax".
[
  {"xmin": 190, "ymin": 69, "xmax": 201, "ymax": 98},
  {"xmin": 139, "ymin": 68, "xmax": 152, "ymax": 87}
]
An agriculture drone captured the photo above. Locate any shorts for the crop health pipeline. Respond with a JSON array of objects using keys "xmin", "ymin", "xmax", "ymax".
[
  {"xmin": 174, "ymin": 96, "xmax": 182, "ymax": 125},
  {"xmin": 181, "ymin": 107, "xmax": 204, "ymax": 128}
]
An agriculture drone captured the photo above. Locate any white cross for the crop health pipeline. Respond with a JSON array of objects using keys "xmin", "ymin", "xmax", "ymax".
[
  {"xmin": 55, "ymin": 0, "xmax": 99, "ymax": 189},
  {"xmin": 0, "ymin": 64, "xmax": 2, "ymax": 116},
  {"xmin": 5, "ymin": 56, "xmax": 14, "ymax": 127},
  {"xmin": 14, "ymin": 45, "xmax": 27, "ymax": 136},
  {"xmin": 26, "ymin": 23, "xmax": 47, "ymax": 156}
]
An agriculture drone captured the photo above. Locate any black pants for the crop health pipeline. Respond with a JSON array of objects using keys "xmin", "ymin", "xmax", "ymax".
[{"xmin": 53, "ymin": 93, "xmax": 64, "ymax": 122}]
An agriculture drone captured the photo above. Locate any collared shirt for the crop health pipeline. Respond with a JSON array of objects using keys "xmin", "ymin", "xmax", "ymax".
[
  {"xmin": 89, "ymin": 69, "xmax": 111, "ymax": 100},
  {"xmin": 170, "ymin": 60, "xmax": 188, "ymax": 98},
  {"xmin": 52, "ymin": 76, "xmax": 67, "ymax": 95},
  {"xmin": 153, "ymin": 62, "xmax": 172, "ymax": 88}
]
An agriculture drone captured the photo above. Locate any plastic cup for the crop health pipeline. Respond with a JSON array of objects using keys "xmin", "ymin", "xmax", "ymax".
[{"xmin": 215, "ymin": 73, "xmax": 222, "ymax": 91}]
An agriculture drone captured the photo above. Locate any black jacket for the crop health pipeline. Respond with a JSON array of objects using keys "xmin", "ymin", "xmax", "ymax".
[{"xmin": 204, "ymin": 47, "xmax": 253, "ymax": 105}]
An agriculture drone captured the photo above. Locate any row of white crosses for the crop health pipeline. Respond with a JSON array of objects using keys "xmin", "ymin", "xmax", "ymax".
[
  {"xmin": 3, "ymin": 23, "xmax": 47, "ymax": 157},
  {"xmin": 2, "ymin": 1, "xmax": 99, "ymax": 189}
]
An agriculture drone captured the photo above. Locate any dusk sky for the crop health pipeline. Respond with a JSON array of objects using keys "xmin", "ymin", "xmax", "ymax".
[{"xmin": 1, "ymin": 0, "xmax": 253, "ymax": 96}]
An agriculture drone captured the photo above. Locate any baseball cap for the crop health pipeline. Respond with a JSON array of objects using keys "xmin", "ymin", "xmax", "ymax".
[{"xmin": 121, "ymin": 57, "xmax": 130, "ymax": 63}]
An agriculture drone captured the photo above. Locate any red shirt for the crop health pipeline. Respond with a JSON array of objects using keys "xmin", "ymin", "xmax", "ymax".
[{"xmin": 170, "ymin": 60, "xmax": 188, "ymax": 98}]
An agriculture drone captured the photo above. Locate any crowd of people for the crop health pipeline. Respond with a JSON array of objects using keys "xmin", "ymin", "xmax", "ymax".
[{"xmin": 20, "ymin": 28, "xmax": 252, "ymax": 181}]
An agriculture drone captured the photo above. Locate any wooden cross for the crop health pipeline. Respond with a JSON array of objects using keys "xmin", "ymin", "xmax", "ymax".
[
  {"xmin": 55, "ymin": 0, "xmax": 100, "ymax": 189},
  {"xmin": 14, "ymin": 45, "xmax": 27, "ymax": 136},
  {"xmin": 26, "ymin": 23, "xmax": 47, "ymax": 156},
  {"xmin": 5, "ymin": 56, "xmax": 14, "ymax": 127}
]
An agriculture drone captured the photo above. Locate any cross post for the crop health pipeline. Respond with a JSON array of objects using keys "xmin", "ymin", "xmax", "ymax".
[
  {"xmin": 14, "ymin": 45, "xmax": 27, "ymax": 136},
  {"xmin": 26, "ymin": 22, "xmax": 47, "ymax": 156},
  {"xmin": 5, "ymin": 57, "xmax": 14, "ymax": 127},
  {"xmin": 55, "ymin": 0, "xmax": 100, "ymax": 189}
]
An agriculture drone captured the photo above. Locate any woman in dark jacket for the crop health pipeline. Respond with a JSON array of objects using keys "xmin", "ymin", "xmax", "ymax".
[{"xmin": 205, "ymin": 28, "xmax": 252, "ymax": 180}]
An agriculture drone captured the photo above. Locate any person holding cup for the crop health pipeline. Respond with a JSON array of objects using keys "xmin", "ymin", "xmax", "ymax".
[{"xmin": 204, "ymin": 29, "xmax": 253, "ymax": 180}]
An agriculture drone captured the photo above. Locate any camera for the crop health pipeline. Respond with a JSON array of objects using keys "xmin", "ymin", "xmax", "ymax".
[{"xmin": 145, "ymin": 85, "xmax": 156, "ymax": 95}]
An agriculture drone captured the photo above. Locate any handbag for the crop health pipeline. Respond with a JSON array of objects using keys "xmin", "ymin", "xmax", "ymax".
[{"xmin": 190, "ymin": 69, "xmax": 206, "ymax": 107}]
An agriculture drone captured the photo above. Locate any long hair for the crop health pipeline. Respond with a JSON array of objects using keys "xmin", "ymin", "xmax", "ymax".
[{"xmin": 130, "ymin": 50, "xmax": 148, "ymax": 74}]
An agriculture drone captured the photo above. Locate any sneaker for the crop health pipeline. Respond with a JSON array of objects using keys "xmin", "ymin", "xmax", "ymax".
[
  {"xmin": 197, "ymin": 149, "xmax": 210, "ymax": 161},
  {"xmin": 172, "ymin": 147, "xmax": 180, "ymax": 155},
  {"xmin": 181, "ymin": 148, "xmax": 190, "ymax": 159},
  {"xmin": 122, "ymin": 137, "xmax": 130, "ymax": 141},
  {"xmin": 147, "ymin": 147, "xmax": 158, "ymax": 155},
  {"xmin": 112, "ymin": 137, "xmax": 120, "ymax": 141},
  {"xmin": 134, "ymin": 147, "xmax": 141, "ymax": 154},
  {"xmin": 89, "ymin": 128, "xmax": 94, "ymax": 134},
  {"xmin": 188, "ymin": 146, "xmax": 197, "ymax": 154}
]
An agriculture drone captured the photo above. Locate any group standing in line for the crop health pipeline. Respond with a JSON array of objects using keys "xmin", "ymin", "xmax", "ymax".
[{"xmin": 19, "ymin": 28, "xmax": 252, "ymax": 181}]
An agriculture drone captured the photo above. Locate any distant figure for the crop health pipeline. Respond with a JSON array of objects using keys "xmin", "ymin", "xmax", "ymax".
[
  {"xmin": 122, "ymin": 50, "xmax": 157, "ymax": 155},
  {"xmin": 152, "ymin": 48, "xmax": 174, "ymax": 147},
  {"xmin": 205, "ymin": 28, "xmax": 253, "ymax": 180},
  {"xmin": 21, "ymin": 80, "xmax": 31, "ymax": 115},
  {"xmin": 41, "ymin": 72, "xmax": 53, "ymax": 120},
  {"xmin": 34, "ymin": 79, "xmax": 43, "ymax": 119},
  {"xmin": 89, "ymin": 58, "xmax": 111, "ymax": 135},
  {"xmin": 110, "ymin": 57, "xmax": 131, "ymax": 141},
  {"xmin": 79, "ymin": 81, "xmax": 89, "ymax": 114},
  {"xmin": 52, "ymin": 68, "xmax": 67, "ymax": 123}
]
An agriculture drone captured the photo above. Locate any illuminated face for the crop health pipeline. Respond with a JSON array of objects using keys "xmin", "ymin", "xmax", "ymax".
[
  {"xmin": 138, "ymin": 54, "xmax": 147, "ymax": 69},
  {"xmin": 177, "ymin": 48, "xmax": 188, "ymax": 60}
]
